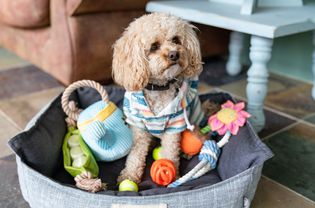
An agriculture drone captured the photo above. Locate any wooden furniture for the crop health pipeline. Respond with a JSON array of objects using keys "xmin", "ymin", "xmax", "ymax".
[{"xmin": 146, "ymin": 0, "xmax": 315, "ymax": 131}]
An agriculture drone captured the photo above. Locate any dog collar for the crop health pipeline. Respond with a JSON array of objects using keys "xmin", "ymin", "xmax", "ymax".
[{"xmin": 145, "ymin": 79, "xmax": 177, "ymax": 91}]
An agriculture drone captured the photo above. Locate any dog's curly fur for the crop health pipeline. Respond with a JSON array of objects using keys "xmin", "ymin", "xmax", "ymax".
[{"xmin": 112, "ymin": 13, "xmax": 203, "ymax": 183}]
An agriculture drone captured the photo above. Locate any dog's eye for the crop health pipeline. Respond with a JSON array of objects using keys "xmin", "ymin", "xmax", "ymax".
[
  {"xmin": 172, "ymin": 36, "xmax": 181, "ymax": 45},
  {"xmin": 150, "ymin": 42, "xmax": 160, "ymax": 52}
]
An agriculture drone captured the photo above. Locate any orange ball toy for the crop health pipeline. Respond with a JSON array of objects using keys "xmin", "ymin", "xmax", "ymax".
[
  {"xmin": 180, "ymin": 129, "xmax": 206, "ymax": 156},
  {"xmin": 150, "ymin": 159, "xmax": 176, "ymax": 186}
]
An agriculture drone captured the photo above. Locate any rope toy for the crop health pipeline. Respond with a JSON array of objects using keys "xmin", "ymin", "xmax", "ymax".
[
  {"xmin": 62, "ymin": 80, "xmax": 109, "ymax": 121},
  {"xmin": 168, "ymin": 100, "xmax": 250, "ymax": 188},
  {"xmin": 74, "ymin": 171, "xmax": 106, "ymax": 193},
  {"xmin": 168, "ymin": 132, "xmax": 231, "ymax": 188}
]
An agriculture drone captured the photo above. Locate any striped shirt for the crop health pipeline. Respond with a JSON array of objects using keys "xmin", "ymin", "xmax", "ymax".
[{"xmin": 123, "ymin": 77, "xmax": 204, "ymax": 137}]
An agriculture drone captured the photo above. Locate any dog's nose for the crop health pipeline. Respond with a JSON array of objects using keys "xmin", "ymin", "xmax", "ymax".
[{"xmin": 168, "ymin": 51, "xmax": 179, "ymax": 61}]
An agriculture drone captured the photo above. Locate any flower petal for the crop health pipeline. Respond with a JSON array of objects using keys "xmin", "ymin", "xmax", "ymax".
[
  {"xmin": 230, "ymin": 123, "xmax": 240, "ymax": 135},
  {"xmin": 208, "ymin": 114, "xmax": 217, "ymax": 123},
  {"xmin": 235, "ymin": 114, "xmax": 246, "ymax": 126},
  {"xmin": 221, "ymin": 100, "xmax": 234, "ymax": 109},
  {"xmin": 233, "ymin": 102, "xmax": 245, "ymax": 112},
  {"xmin": 210, "ymin": 118, "xmax": 224, "ymax": 131},
  {"xmin": 217, "ymin": 125, "xmax": 228, "ymax": 135},
  {"xmin": 226, "ymin": 123, "xmax": 232, "ymax": 131},
  {"xmin": 239, "ymin": 110, "xmax": 251, "ymax": 118}
]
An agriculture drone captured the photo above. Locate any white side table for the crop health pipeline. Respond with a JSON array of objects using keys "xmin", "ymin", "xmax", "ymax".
[{"xmin": 146, "ymin": 0, "xmax": 315, "ymax": 131}]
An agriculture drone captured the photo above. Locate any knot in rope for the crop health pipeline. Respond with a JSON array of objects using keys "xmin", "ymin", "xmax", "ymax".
[
  {"xmin": 198, "ymin": 140, "xmax": 221, "ymax": 169},
  {"xmin": 74, "ymin": 171, "xmax": 106, "ymax": 193}
]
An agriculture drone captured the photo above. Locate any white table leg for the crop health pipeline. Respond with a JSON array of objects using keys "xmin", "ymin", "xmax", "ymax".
[
  {"xmin": 312, "ymin": 30, "xmax": 315, "ymax": 100},
  {"xmin": 226, "ymin": 31, "xmax": 244, "ymax": 76},
  {"xmin": 246, "ymin": 35, "xmax": 273, "ymax": 132}
]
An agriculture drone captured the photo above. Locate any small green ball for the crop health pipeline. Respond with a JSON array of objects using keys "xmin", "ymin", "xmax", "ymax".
[
  {"xmin": 152, "ymin": 146, "xmax": 162, "ymax": 161},
  {"xmin": 119, "ymin": 179, "xmax": 138, "ymax": 192}
]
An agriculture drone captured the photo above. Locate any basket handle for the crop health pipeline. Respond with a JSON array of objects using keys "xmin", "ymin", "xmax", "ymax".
[{"xmin": 61, "ymin": 80, "xmax": 109, "ymax": 121}]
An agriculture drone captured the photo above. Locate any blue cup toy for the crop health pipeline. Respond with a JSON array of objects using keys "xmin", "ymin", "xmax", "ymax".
[{"xmin": 62, "ymin": 80, "xmax": 133, "ymax": 161}]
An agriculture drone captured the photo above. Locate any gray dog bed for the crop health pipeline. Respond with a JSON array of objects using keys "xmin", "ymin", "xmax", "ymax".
[{"xmin": 9, "ymin": 86, "xmax": 273, "ymax": 208}]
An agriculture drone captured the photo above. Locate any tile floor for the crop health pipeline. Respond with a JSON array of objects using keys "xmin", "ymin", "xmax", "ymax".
[
  {"xmin": 0, "ymin": 48, "xmax": 315, "ymax": 207},
  {"xmin": 0, "ymin": 49, "xmax": 28, "ymax": 70}
]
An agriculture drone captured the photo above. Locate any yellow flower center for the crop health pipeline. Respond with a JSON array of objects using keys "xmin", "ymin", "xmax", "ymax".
[{"xmin": 217, "ymin": 108, "xmax": 237, "ymax": 124}]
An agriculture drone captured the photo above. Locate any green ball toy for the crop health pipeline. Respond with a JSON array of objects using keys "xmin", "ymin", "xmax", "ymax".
[
  {"xmin": 152, "ymin": 146, "xmax": 162, "ymax": 161},
  {"xmin": 119, "ymin": 179, "xmax": 138, "ymax": 192}
]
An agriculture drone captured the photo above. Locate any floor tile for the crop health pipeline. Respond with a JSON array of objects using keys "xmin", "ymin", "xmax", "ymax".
[
  {"xmin": 0, "ymin": 154, "xmax": 29, "ymax": 208},
  {"xmin": 304, "ymin": 114, "xmax": 315, "ymax": 125},
  {"xmin": 0, "ymin": 48, "xmax": 29, "ymax": 70},
  {"xmin": 266, "ymin": 83, "xmax": 315, "ymax": 119},
  {"xmin": 0, "ymin": 112, "xmax": 21, "ymax": 158},
  {"xmin": 200, "ymin": 57, "xmax": 247, "ymax": 86},
  {"xmin": 259, "ymin": 109, "xmax": 296, "ymax": 139},
  {"xmin": 0, "ymin": 65, "xmax": 62, "ymax": 100},
  {"xmin": 220, "ymin": 73, "xmax": 303, "ymax": 99},
  {"xmin": 0, "ymin": 87, "xmax": 64, "ymax": 129},
  {"xmin": 252, "ymin": 176, "xmax": 315, "ymax": 208},
  {"xmin": 263, "ymin": 123, "xmax": 315, "ymax": 201},
  {"xmin": 220, "ymin": 73, "xmax": 315, "ymax": 118}
]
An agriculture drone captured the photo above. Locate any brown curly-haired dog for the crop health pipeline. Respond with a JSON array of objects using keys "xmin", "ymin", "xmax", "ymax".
[{"xmin": 112, "ymin": 13, "xmax": 204, "ymax": 184}]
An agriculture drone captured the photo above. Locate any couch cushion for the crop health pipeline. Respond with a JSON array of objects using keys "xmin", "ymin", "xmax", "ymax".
[
  {"xmin": 67, "ymin": 0, "xmax": 148, "ymax": 16},
  {"xmin": 0, "ymin": 0, "xmax": 49, "ymax": 28}
]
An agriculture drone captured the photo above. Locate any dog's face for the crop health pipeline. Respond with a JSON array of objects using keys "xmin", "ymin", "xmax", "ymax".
[
  {"xmin": 112, "ymin": 13, "xmax": 202, "ymax": 91},
  {"xmin": 146, "ymin": 32, "xmax": 189, "ymax": 84}
]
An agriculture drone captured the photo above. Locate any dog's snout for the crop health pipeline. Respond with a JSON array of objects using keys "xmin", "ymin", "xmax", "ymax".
[{"xmin": 168, "ymin": 51, "xmax": 179, "ymax": 61}]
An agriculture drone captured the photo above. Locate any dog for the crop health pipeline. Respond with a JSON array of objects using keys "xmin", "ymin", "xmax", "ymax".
[{"xmin": 112, "ymin": 13, "xmax": 205, "ymax": 184}]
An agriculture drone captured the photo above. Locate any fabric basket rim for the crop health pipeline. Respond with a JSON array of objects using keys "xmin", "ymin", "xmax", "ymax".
[
  {"xmin": 16, "ymin": 155, "xmax": 262, "ymax": 200},
  {"xmin": 13, "ymin": 92, "xmax": 270, "ymax": 199}
]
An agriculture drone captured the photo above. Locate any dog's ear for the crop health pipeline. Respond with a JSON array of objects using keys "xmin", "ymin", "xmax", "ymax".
[
  {"xmin": 181, "ymin": 24, "xmax": 202, "ymax": 77},
  {"xmin": 112, "ymin": 33, "xmax": 149, "ymax": 91}
]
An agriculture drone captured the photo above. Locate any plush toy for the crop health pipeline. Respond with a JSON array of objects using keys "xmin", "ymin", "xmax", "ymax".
[
  {"xmin": 168, "ymin": 133, "xmax": 230, "ymax": 188},
  {"xmin": 63, "ymin": 127, "xmax": 99, "ymax": 177},
  {"xmin": 168, "ymin": 100, "xmax": 250, "ymax": 187},
  {"xmin": 62, "ymin": 80, "xmax": 133, "ymax": 162},
  {"xmin": 62, "ymin": 126, "xmax": 106, "ymax": 193},
  {"xmin": 207, "ymin": 100, "xmax": 250, "ymax": 135}
]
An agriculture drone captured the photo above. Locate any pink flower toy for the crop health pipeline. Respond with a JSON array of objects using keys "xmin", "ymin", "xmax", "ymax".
[
  {"xmin": 209, "ymin": 101, "xmax": 250, "ymax": 135},
  {"xmin": 201, "ymin": 100, "xmax": 250, "ymax": 136}
]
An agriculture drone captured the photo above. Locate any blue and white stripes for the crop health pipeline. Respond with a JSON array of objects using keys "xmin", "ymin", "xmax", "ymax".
[
  {"xmin": 123, "ymin": 77, "xmax": 204, "ymax": 137},
  {"xmin": 198, "ymin": 140, "xmax": 221, "ymax": 169},
  {"xmin": 77, "ymin": 101, "xmax": 133, "ymax": 162}
]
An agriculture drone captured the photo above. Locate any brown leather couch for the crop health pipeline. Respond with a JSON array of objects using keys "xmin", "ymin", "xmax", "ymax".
[{"xmin": 0, "ymin": 0, "xmax": 229, "ymax": 85}]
